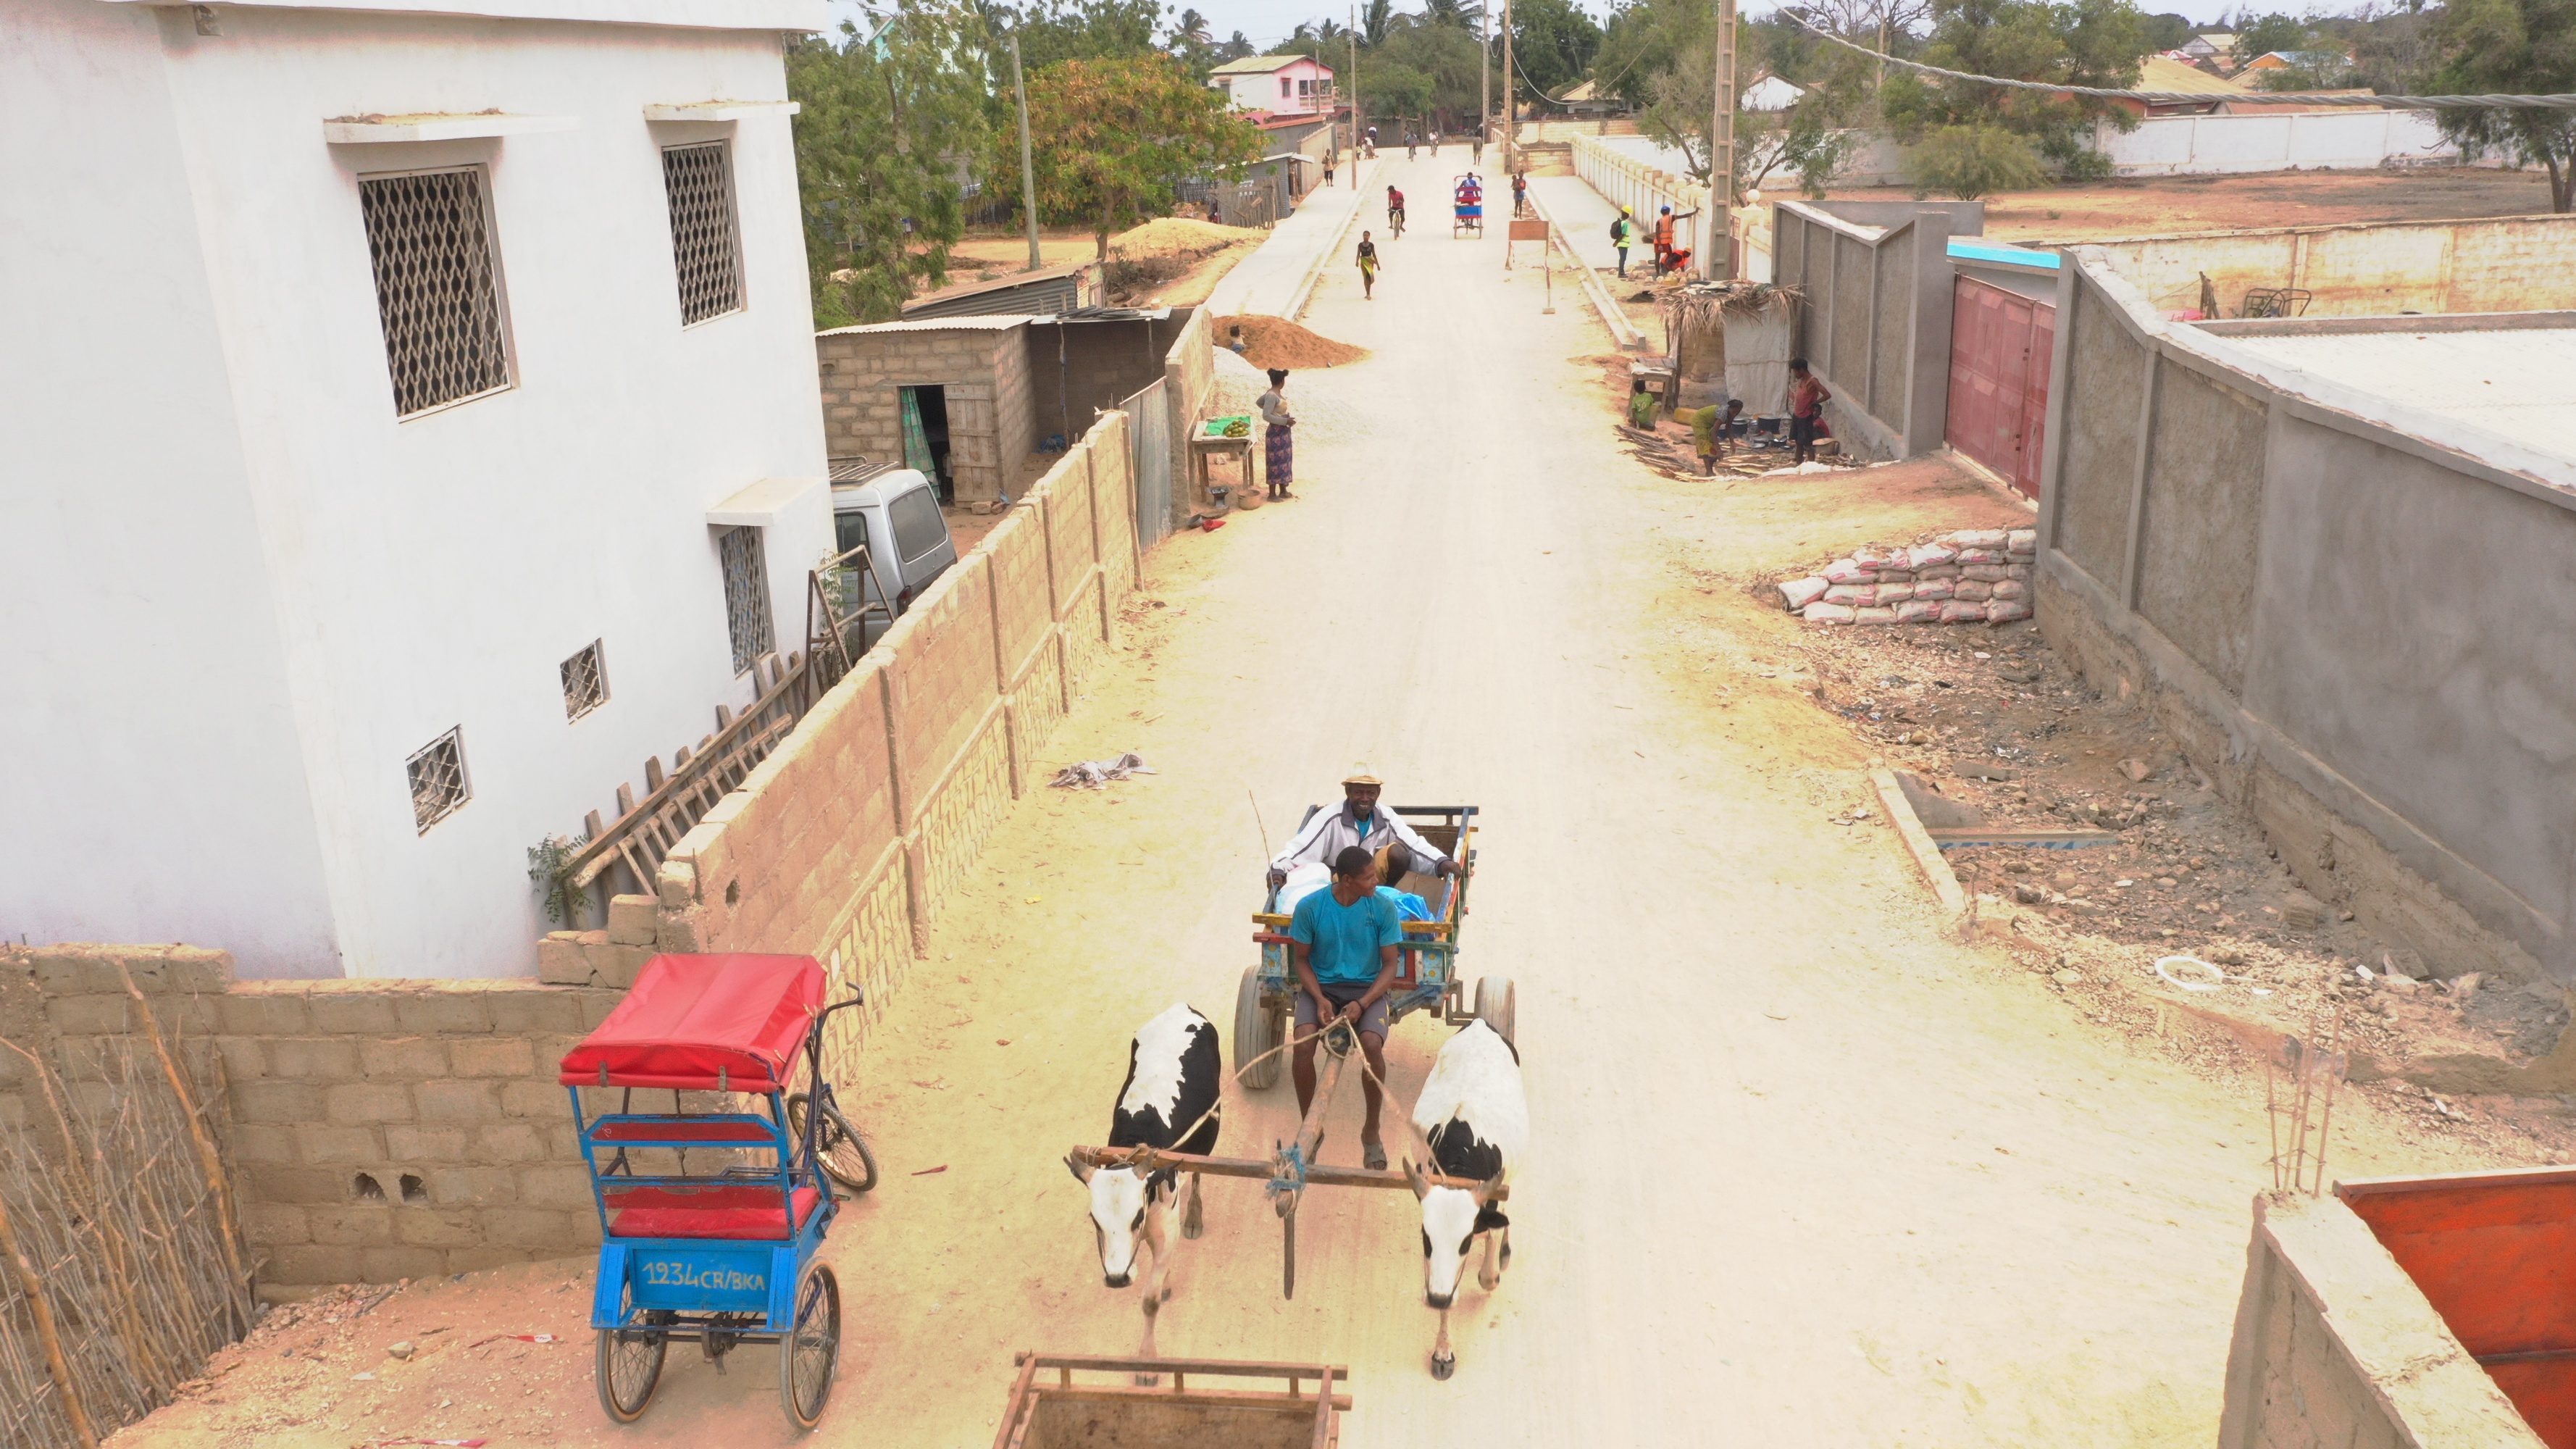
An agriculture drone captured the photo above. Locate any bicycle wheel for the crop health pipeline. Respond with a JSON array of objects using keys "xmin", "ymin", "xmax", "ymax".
[
  {"xmin": 778, "ymin": 1263, "xmax": 841, "ymax": 1432},
  {"xmin": 595, "ymin": 1311, "xmax": 669, "ymax": 1423},
  {"xmin": 787, "ymin": 1092, "xmax": 879, "ymax": 1194}
]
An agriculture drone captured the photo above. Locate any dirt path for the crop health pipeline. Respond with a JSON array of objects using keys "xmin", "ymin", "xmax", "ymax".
[{"xmin": 118, "ymin": 155, "xmax": 2546, "ymax": 1449}]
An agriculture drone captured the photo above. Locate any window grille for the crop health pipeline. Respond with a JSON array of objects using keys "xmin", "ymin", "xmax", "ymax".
[
  {"xmin": 560, "ymin": 640, "xmax": 609, "ymax": 720},
  {"xmin": 406, "ymin": 728, "xmax": 471, "ymax": 833},
  {"xmin": 719, "ymin": 527, "xmax": 773, "ymax": 675},
  {"xmin": 359, "ymin": 167, "xmax": 512, "ymax": 416},
  {"xmin": 663, "ymin": 142, "xmax": 745, "ymax": 325}
]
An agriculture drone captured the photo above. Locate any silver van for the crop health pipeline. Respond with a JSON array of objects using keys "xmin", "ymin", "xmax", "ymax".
[{"xmin": 829, "ymin": 461, "xmax": 958, "ymax": 637}]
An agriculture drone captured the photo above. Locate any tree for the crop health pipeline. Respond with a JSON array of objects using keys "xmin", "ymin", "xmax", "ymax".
[
  {"xmin": 1880, "ymin": 0, "xmax": 2147, "ymax": 173},
  {"xmin": 2427, "ymin": 0, "xmax": 2576, "ymax": 211},
  {"xmin": 1371, "ymin": 21, "xmax": 1486, "ymax": 130},
  {"xmin": 1217, "ymin": 30, "xmax": 1256, "ymax": 61},
  {"xmin": 1510, "ymin": 0, "xmax": 1604, "ymax": 98},
  {"xmin": 1631, "ymin": 19, "xmax": 1858, "ymax": 200},
  {"xmin": 788, "ymin": 4, "xmax": 995, "ymax": 327},
  {"xmin": 2230, "ymin": 12, "xmax": 2311, "ymax": 59},
  {"xmin": 989, "ymin": 56, "xmax": 1266, "ymax": 256},
  {"xmin": 1363, "ymin": 0, "xmax": 1397, "ymax": 46},
  {"xmin": 2138, "ymin": 10, "xmax": 2194, "ymax": 50},
  {"xmin": 998, "ymin": 0, "xmax": 1170, "ymax": 70},
  {"xmin": 1907, "ymin": 122, "xmax": 2050, "ymax": 196}
]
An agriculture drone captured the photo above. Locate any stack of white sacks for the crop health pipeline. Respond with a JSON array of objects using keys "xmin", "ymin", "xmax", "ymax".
[{"xmin": 1778, "ymin": 528, "xmax": 2037, "ymax": 625}]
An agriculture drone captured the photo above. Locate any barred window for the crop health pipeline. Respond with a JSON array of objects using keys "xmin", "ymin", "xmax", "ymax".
[
  {"xmin": 719, "ymin": 527, "xmax": 773, "ymax": 675},
  {"xmin": 560, "ymin": 640, "xmax": 608, "ymax": 721},
  {"xmin": 359, "ymin": 167, "xmax": 512, "ymax": 417},
  {"xmin": 663, "ymin": 142, "xmax": 745, "ymax": 325},
  {"xmin": 406, "ymin": 728, "xmax": 471, "ymax": 833}
]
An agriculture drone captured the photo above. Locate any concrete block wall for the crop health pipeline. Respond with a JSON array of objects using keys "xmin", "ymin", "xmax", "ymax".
[
  {"xmin": 814, "ymin": 322, "xmax": 1034, "ymax": 500},
  {"xmin": 1163, "ymin": 307, "xmax": 1216, "ymax": 526},
  {"xmin": 2036, "ymin": 249, "xmax": 2572, "ymax": 987},
  {"xmin": 2070, "ymin": 214, "xmax": 2576, "ymax": 320},
  {"xmin": 648, "ymin": 411, "xmax": 1142, "ymax": 1051},
  {"xmin": 1773, "ymin": 200, "xmax": 1957, "ymax": 461},
  {"xmin": 1, "ymin": 945, "xmax": 630, "ymax": 1289},
  {"xmin": 2217, "ymin": 1191, "xmax": 2543, "ymax": 1449}
]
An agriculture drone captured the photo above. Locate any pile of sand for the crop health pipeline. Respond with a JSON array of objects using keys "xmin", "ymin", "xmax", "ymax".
[
  {"xmin": 1213, "ymin": 314, "xmax": 1370, "ymax": 370},
  {"xmin": 1112, "ymin": 217, "xmax": 1269, "ymax": 257}
]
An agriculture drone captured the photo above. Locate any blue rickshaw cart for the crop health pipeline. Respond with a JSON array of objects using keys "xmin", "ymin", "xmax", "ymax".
[
  {"xmin": 1452, "ymin": 176, "xmax": 1484, "ymax": 238},
  {"xmin": 559, "ymin": 953, "xmax": 869, "ymax": 1432}
]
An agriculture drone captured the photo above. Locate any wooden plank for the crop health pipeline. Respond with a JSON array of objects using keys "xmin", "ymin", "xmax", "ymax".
[
  {"xmin": 1926, "ymin": 828, "xmax": 2121, "ymax": 848},
  {"xmin": 1069, "ymin": 1145, "xmax": 1505, "ymax": 1198},
  {"xmin": 991, "ymin": 1352, "xmax": 1041, "ymax": 1449},
  {"xmin": 1027, "ymin": 1386, "xmax": 1353, "ymax": 1413},
  {"xmin": 1020, "ymin": 1353, "xmax": 1350, "ymax": 1381}
]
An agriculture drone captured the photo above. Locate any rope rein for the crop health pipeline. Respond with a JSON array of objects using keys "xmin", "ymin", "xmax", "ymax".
[{"xmin": 1104, "ymin": 1011, "xmax": 1442, "ymax": 1179}]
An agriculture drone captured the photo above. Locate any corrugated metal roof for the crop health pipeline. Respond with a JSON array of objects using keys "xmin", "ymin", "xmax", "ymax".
[
  {"xmin": 2220, "ymin": 326, "xmax": 2576, "ymax": 467},
  {"xmin": 1210, "ymin": 54, "xmax": 1317, "ymax": 75},
  {"xmin": 816, "ymin": 315, "xmax": 1034, "ymax": 336},
  {"xmin": 2136, "ymin": 56, "xmax": 2254, "ymax": 96}
]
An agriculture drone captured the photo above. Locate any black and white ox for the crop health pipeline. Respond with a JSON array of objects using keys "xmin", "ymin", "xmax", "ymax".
[
  {"xmin": 1064, "ymin": 1003, "xmax": 1221, "ymax": 1367},
  {"xmin": 1403, "ymin": 1018, "xmax": 1526, "ymax": 1381}
]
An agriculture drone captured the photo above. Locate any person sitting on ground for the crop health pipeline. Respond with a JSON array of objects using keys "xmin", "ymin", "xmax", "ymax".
[
  {"xmin": 1227, "ymin": 325, "xmax": 1250, "ymax": 357},
  {"xmin": 1628, "ymin": 377, "xmax": 1659, "ymax": 430},
  {"xmin": 1789, "ymin": 358, "xmax": 1833, "ymax": 466},
  {"xmin": 1268, "ymin": 774, "xmax": 1462, "ymax": 893},
  {"xmin": 1289, "ymin": 846, "xmax": 1405, "ymax": 1170}
]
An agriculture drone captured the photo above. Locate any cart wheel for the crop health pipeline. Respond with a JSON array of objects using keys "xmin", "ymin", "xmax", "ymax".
[
  {"xmin": 1235, "ymin": 967, "xmax": 1284, "ymax": 1090},
  {"xmin": 778, "ymin": 1262, "xmax": 841, "ymax": 1432},
  {"xmin": 787, "ymin": 1093, "xmax": 878, "ymax": 1194},
  {"xmin": 595, "ymin": 1311, "xmax": 670, "ymax": 1423},
  {"xmin": 1474, "ymin": 977, "xmax": 1518, "ymax": 1049}
]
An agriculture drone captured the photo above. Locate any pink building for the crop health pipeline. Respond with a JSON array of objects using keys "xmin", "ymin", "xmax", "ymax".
[{"xmin": 1208, "ymin": 54, "xmax": 1335, "ymax": 117}]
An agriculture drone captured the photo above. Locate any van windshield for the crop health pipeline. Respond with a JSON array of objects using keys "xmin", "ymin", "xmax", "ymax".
[{"xmin": 888, "ymin": 486, "xmax": 948, "ymax": 564}]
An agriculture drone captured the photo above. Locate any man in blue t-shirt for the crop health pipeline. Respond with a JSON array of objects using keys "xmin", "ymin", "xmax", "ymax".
[{"xmin": 1288, "ymin": 845, "xmax": 1404, "ymax": 1169}]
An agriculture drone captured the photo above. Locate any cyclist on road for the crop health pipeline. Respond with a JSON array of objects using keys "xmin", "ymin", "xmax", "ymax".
[{"xmin": 1387, "ymin": 185, "xmax": 1407, "ymax": 238}]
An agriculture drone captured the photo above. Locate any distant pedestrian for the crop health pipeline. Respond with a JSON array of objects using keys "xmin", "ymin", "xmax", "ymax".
[
  {"xmin": 1511, "ymin": 171, "xmax": 1528, "ymax": 214},
  {"xmin": 1789, "ymin": 359, "xmax": 1832, "ymax": 466},
  {"xmin": 1324, "ymin": 154, "xmax": 1337, "ymax": 188},
  {"xmin": 1258, "ymin": 368, "xmax": 1297, "ymax": 499},
  {"xmin": 1429, "ymin": 130, "xmax": 1440, "ymax": 156},
  {"xmin": 1356, "ymin": 230, "xmax": 1380, "ymax": 300},
  {"xmin": 1209, "ymin": 196, "xmax": 1224, "ymax": 227},
  {"xmin": 1228, "ymin": 325, "xmax": 1250, "ymax": 358},
  {"xmin": 1610, "ymin": 206, "xmax": 1634, "ymax": 278}
]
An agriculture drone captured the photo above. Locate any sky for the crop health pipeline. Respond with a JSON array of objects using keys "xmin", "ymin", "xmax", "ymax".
[{"xmin": 819, "ymin": 0, "xmax": 2254, "ymax": 59}]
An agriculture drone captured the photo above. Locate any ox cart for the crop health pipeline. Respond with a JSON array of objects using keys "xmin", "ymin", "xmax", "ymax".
[
  {"xmin": 1075, "ymin": 804, "xmax": 1513, "ymax": 1373},
  {"xmin": 992, "ymin": 1353, "xmax": 1348, "ymax": 1448},
  {"xmin": 559, "ymin": 953, "xmax": 871, "ymax": 1432},
  {"xmin": 1232, "ymin": 804, "xmax": 1509, "ymax": 1085}
]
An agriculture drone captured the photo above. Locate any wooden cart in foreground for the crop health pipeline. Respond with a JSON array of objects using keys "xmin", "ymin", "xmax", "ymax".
[{"xmin": 993, "ymin": 1353, "xmax": 1347, "ymax": 1449}]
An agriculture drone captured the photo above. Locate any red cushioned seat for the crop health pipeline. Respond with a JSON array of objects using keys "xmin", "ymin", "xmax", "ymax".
[{"xmin": 604, "ymin": 1183, "xmax": 823, "ymax": 1240}]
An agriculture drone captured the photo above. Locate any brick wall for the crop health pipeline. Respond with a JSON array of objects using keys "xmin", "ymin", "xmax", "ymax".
[{"xmin": 648, "ymin": 409, "xmax": 1143, "ymax": 1050}]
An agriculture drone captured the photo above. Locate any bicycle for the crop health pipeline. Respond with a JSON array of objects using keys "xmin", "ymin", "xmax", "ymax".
[
  {"xmin": 1389, "ymin": 206, "xmax": 1406, "ymax": 239},
  {"xmin": 785, "ymin": 996, "xmax": 879, "ymax": 1194}
]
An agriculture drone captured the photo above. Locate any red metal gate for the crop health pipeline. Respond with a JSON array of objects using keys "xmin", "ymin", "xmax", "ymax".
[{"xmin": 1946, "ymin": 277, "xmax": 2057, "ymax": 498}]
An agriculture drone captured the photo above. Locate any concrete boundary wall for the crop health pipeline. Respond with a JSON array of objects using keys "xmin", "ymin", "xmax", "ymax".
[
  {"xmin": 2217, "ymin": 1190, "xmax": 2543, "ymax": 1448},
  {"xmin": 1772, "ymin": 201, "xmax": 1955, "ymax": 459},
  {"xmin": 2097, "ymin": 108, "xmax": 2463, "ymax": 178},
  {"xmin": 2036, "ymin": 249, "xmax": 2574, "ymax": 987},
  {"xmin": 2061, "ymin": 213, "xmax": 2576, "ymax": 320}
]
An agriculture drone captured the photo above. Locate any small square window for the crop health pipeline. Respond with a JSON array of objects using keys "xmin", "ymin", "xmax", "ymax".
[
  {"xmin": 406, "ymin": 728, "xmax": 470, "ymax": 834},
  {"xmin": 560, "ymin": 640, "xmax": 608, "ymax": 721},
  {"xmin": 719, "ymin": 527, "xmax": 774, "ymax": 676}
]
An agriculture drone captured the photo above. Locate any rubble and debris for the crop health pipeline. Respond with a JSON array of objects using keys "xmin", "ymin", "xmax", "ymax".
[{"xmin": 1050, "ymin": 753, "xmax": 1155, "ymax": 789}]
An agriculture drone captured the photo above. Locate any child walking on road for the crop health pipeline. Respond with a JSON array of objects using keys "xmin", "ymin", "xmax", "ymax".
[{"xmin": 1356, "ymin": 231, "xmax": 1380, "ymax": 300}]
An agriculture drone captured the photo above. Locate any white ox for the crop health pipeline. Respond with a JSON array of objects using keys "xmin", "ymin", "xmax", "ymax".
[
  {"xmin": 1403, "ymin": 1018, "xmax": 1526, "ymax": 1380},
  {"xmin": 1065, "ymin": 1003, "xmax": 1221, "ymax": 1372}
]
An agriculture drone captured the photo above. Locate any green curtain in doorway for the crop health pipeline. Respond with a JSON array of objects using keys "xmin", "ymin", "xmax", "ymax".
[{"xmin": 899, "ymin": 388, "xmax": 935, "ymax": 476}]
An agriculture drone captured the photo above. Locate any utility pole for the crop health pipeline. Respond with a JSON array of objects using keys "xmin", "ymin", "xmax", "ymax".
[
  {"xmin": 1350, "ymin": 4, "xmax": 1360, "ymax": 176},
  {"xmin": 1477, "ymin": 0, "xmax": 1490, "ymax": 162},
  {"xmin": 1710, "ymin": 0, "xmax": 1737, "ymax": 279},
  {"xmin": 1501, "ymin": 0, "xmax": 1515, "ymax": 175},
  {"xmin": 1011, "ymin": 34, "xmax": 1040, "ymax": 271}
]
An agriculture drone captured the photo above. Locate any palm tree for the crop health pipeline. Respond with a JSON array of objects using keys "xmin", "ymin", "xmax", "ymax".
[
  {"xmin": 1174, "ymin": 7, "xmax": 1213, "ymax": 46},
  {"xmin": 1363, "ymin": 0, "xmax": 1394, "ymax": 46}
]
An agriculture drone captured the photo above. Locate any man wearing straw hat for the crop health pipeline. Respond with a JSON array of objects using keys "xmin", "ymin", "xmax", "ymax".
[{"xmin": 1266, "ymin": 774, "xmax": 1461, "ymax": 891}]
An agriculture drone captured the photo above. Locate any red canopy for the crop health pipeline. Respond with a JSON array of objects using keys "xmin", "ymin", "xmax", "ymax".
[{"xmin": 558, "ymin": 954, "xmax": 823, "ymax": 1092}]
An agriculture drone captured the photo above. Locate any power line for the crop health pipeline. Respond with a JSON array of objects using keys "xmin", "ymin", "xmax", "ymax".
[{"xmin": 1785, "ymin": 13, "xmax": 2576, "ymax": 110}]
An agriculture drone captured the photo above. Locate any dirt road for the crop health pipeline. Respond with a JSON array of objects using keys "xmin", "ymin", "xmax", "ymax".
[{"xmin": 120, "ymin": 157, "xmax": 2538, "ymax": 1449}]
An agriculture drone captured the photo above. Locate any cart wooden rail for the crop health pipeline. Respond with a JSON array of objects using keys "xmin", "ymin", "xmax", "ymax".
[{"xmin": 994, "ymin": 1353, "xmax": 1349, "ymax": 1449}]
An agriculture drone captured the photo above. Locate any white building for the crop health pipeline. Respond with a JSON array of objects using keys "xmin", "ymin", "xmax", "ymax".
[{"xmin": 1, "ymin": 0, "xmax": 832, "ymax": 980}]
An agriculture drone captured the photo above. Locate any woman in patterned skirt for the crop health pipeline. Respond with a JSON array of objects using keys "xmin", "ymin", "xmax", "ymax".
[{"xmin": 1257, "ymin": 368, "xmax": 1296, "ymax": 500}]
